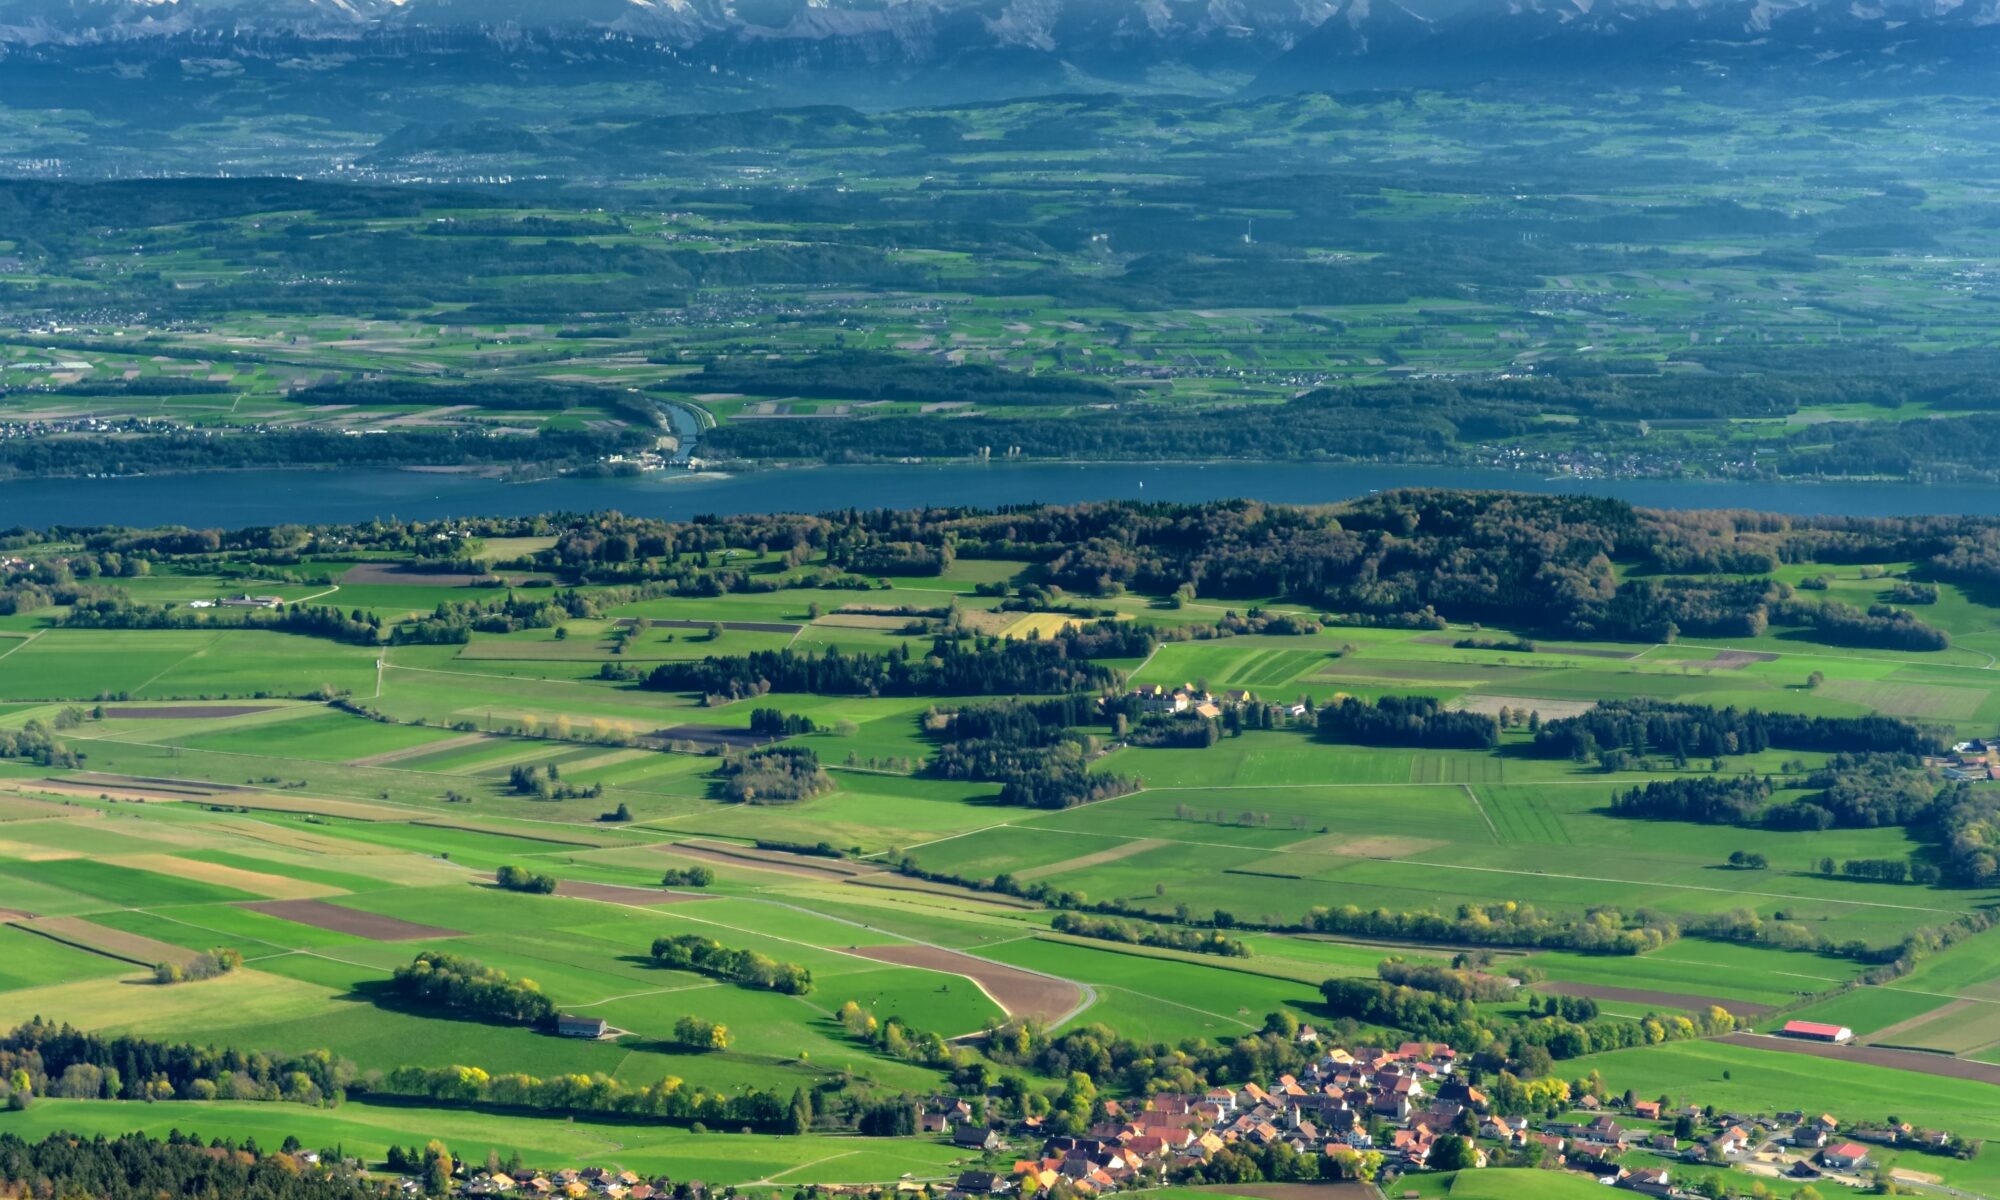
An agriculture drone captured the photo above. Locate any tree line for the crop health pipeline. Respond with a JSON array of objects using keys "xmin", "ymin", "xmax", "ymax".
[
  {"xmin": 644, "ymin": 628, "xmax": 1137, "ymax": 701},
  {"xmin": 1049, "ymin": 912, "xmax": 1250, "ymax": 957},
  {"xmin": 0, "ymin": 1019, "xmax": 348, "ymax": 1106},
  {"xmin": 1533, "ymin": 699, "xmax": 1943, "ymax": 761},
  {"xmin": 378, "ymin": 1062, "xmax": 803, "ymax": 1131},
  {"xmin": 649, "ymin": 934, "xmax": 813, "ymax": 994},
  {"xmin": 0, "ymin": 1131, "xmax": 376, "ymax": 1200},
  {"xmin": 1316, "ymin": 695, "xmax": 1498, "ymax": 749},
  {"xmin": 388, "ymin": 952, "xmax": 557, "ymax": 1026}
]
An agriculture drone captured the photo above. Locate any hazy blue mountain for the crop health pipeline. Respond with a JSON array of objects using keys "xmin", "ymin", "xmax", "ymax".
[{"xmin": 0, "ymin": 0, "xmax": 1995, "ymax": 110}]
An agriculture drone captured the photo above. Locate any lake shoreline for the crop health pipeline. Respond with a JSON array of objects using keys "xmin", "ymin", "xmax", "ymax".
[{"xmin": 7, "ymin": 459, "xmax": 2000, "ymax": 529}]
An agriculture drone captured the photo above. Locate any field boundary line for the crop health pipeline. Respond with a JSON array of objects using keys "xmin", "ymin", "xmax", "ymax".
[
  {"xmin": 138, "ymin": 912, "xmax": 406, "ymax": 976},
  {"xmin": 1460, "ymin": 783, "xmax": 1499, "ymax": 842},
  {"xmin": 862, "ymin": 818, "xmax": 1025, "ymax": 857},
  {"xmin": 752, "ymin": 1152, "xmax": 856, "ymax": 1184},
  {"xmin": 546, "ymin": 886, "xmax": 1097, "ymax": 1026},
  {"xmin": 1880, "ymin": 984, "xmax": 2000, "ymax": 1007},
  {"xmin": 565, "ymin": 980, "xmax": 726, "ymax": 1009},
  {"xmin": 1399, "ymin": 859, "xmax": 1967, "ymax": 913},
  {"xmin": 1092, "ymin": 982, "xmax": 1255, "ymax": 1030},
  {"xmin": 126, "ymin": 632, "xmax": 225, "ymax": 696},
  {"xmin": 0, "ymin": 630, "xmax": 43, "ymax": 663}
]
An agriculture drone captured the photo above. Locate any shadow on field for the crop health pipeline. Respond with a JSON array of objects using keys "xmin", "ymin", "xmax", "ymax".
[{"xmin": 346, "ymin": 979, "xmax": 578, "ymax": 1035}]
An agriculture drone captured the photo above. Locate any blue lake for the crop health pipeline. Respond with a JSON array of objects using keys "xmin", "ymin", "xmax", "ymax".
[{"xmin": 4, "ymin": 462, "xmax": 1999, "ymax": 528}]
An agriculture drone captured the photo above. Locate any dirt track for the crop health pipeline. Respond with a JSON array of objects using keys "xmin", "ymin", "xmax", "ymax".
[
  {"xmin": 239, "ymin": 898, "xmax": 463, "ymax": 942},
  {"xmin": 849, "ymin": 943, "xmax": 1082, "ymax": 1025},
  {"xmin": 1538, "ymin": 981, "xmax": 1773, "ymax": 1019},
  {"xmin": 1721, "ymin": 1031, "xmax": 2000, "ymax": 1085}
]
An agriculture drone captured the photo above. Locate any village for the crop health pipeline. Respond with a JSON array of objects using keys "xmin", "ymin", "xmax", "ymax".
[{"xmin": 429, "ymin": 1036, "xmax": 1974, "ymax": 1200}]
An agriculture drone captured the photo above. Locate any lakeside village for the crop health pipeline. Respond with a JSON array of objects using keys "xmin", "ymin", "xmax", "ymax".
[{"xmin": 417, "ymin": 1036, "xmax": 1975, "ymax": 1200}]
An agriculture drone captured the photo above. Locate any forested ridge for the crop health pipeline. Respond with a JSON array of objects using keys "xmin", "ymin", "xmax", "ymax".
[{"xmin": 16, "ymin": 491, "xmax": 2000, "ymax": 648}]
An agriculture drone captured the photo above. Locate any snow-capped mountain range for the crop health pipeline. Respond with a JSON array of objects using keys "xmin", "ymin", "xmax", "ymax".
[{"xmin": 0, "ymin": 0, "xmax": 1995, "ymax": 102}]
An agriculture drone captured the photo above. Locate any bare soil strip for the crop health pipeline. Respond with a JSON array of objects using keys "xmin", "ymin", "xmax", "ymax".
[
  {"xmin": 548, "ymin": 879, "xmax": 713, "ymax": 905},
  {"xmin": 18, "ymin": 915, "xmax": 202, "ymax": 967},
  {"xmin": 1658, "ymin": 650, "xmax": 1780, "ymax": 669},
  {"xmin": 345, "ymin": 732, "xmax": 494, "ymax": 769},
  {"xmin": 1720, "ymin": 1031, "xmax": 2000, "ymax": 1085},
  {"xmin": 1866, "ymin": 997, "xmax": 1974, "ymax": 1047},
  {"xmin": 668, "ymin": 840, "xmax": 878, "ymax": 878},
  {"xmin": 0, "ymin": 795, "xmax": 78, "ymax": 821},
  {"xmin": 849, "ymin": 943, "xmax": 1082, "ymax": 1024},
  {"xmin": 1016, "ymin": 838, "xmax": 1166, "ymax": 881},
  {"xmin": 9, "ymin": 779, "xmax": 214, "ymax": 804},
  {"xmin": 1447, "ymin": 694, "xmax": 1596, "ymax": 720},
  {"xmin": 99, "ymin": 705, "xmax": 282, "ymax": 719},
  {"xmin": 237, "ymin": 899, "xmax": 463, "ymax": 941},
  {"xmin": 1279, "ymin": 833, "xmax": 1446, "ymax": 859},
  {"xmin": 0, "ymin": 838, "xmax": 81, "ymax": 861},
  {"xmin": 1538, "ymin": 981, "xmax": 1772, "ymax": 1019}
]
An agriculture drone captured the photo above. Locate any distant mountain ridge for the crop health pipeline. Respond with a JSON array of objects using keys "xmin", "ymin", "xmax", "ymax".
[{"xmin": 0, "ymin": 0, "xmax": 1997, "ymax": 105}]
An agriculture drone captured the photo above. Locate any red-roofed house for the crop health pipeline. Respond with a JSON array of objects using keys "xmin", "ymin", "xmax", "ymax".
[
  {"xmin": 1823, "ymin": 1143, "xmax": 1871, "ymax": 1170},
  {"xmin": 1780, "ymin": 1021, "xmax": 1854, "ymax": 1044}
]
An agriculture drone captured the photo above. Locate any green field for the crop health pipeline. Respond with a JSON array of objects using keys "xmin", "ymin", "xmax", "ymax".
[{"xmin": 3, "ymin": 508, "xmax": 2000, "ymax": 1200}]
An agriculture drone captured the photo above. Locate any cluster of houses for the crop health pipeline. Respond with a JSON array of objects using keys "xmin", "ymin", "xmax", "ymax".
[
  {"xmin": 1118, "ymin": 684, "xmax": 1307, "ymax": 721},
  {"xmin": 404, "ymin": 1035, "xmax": 1966, "ymax": 1200},
  {"xmin": 438, "ymin": 1166, "xmax": 697, "ymax": 1200},
  {"xmin": 919, "ymin": 1037, "xmax": 1965, "ymax": 1200},
  {"xmin": 1935, "ymin": 738, "xmax": 2000, "ymax": 783},
  {"xmin": 936, "ymin": 1040, "xmax": 1466, "ymax": 1199}
]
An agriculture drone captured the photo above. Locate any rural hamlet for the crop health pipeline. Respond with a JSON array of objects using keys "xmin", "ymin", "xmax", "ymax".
[{"xmin": 411, "ymin": 1037, "xmax": 1971, "ymax": 1200}]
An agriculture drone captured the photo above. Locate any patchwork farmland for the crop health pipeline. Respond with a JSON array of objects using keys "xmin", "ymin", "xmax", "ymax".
[{"xmin": 4, "ymin": 495, "xmax": 2000, "ymax": 1196}]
